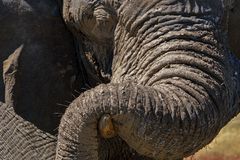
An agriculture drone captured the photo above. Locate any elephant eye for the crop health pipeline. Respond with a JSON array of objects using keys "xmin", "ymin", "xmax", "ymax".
[
  {"xmin": 83, "ymin": 12, "xmax": 93, "ymax": 20},
  {"xmin": 82, "ymin": 0, "xmax": 104, "ymax": 16},
  {"xmin": 79, "ymin": 6, "xmax": 93, "ymax": 21},
  {"xmin": 89, "ymin": 0, "xmax": 105, "ymax": 8}
]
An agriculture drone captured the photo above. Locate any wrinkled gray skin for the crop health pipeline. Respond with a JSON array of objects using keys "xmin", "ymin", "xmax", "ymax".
[{"xmin": 0, "ymin": 0, "xmax": 240, "ymax": 160}]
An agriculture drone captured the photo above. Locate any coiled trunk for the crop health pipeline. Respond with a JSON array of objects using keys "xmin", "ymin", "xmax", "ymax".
[{"xmin": 56, "ymin": 0, "xmax": 240, "ymax": 159}]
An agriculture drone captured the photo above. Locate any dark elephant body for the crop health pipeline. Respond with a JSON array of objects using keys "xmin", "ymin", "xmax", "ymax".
[
  {"xmin": 0, "ymin": 0, "xmax": 81, "ymax": 159},
  {"xmin": 224, "ymin": 0, "xmax": 240, "ymax": 58},
  {"xmin": 0, "ymin": 0, "xmax": 240, "ymax": 160},
  {"xmin": 0, "ymin": 0, "xmax": 81, "ymax": 133}
]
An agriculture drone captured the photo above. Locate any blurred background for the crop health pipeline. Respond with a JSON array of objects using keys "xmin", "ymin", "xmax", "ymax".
[{"xmin": 185, "ymin": 114, "xmax": 240, "ymax": 160}]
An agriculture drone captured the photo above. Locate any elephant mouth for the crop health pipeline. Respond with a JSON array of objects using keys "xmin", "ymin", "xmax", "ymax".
[{"xmin": 74, "ymin": 37, "xmax": 113, "ymax": 87}]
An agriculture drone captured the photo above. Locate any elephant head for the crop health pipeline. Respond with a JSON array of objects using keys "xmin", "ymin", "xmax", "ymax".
[{"xmin": 56, "ymin": 0, "xmax": 240, "ymax": 159}]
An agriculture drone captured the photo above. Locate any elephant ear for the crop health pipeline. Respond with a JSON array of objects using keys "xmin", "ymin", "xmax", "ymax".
[
  {"xmin": 3, "ymin": 45, "xmax": 23, "ymax": 106},
  {"xmin": 0, "ymin": 48, "xmax": 57, "ymax": 160},
  {"xmin": 0, "ymin": 0, "xmax": 81, "ymax": 134},
  {"xmin": 223, "ymin": 0, "xmax": 240, "ymax": 58}
]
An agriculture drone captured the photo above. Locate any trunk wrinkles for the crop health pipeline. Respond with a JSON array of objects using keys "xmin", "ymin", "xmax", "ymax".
[{"xmin": 56, "ymin": 1, "xmax": 240, "ymax": 160}]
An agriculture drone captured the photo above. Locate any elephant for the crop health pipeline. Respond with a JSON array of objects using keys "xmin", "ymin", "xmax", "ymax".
[
  {"xmin": 224, "ymin": 0, "xmax": 240, "ymax": 58},
  {"xmin": 0, "ymin": 0, "xmax": 83, "ymax": 134},
  {"xmin": 0, "ymin": 0, "xmax": 240, "ymax": 160}
]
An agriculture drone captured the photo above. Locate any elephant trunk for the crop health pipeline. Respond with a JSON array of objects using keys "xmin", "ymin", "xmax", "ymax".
[
  {"xmin": 56, "ymin": 1, "xmax": 240, "ymax": 160},
  {"xmin": 111, "ymin": 3, "xmax": 239, "ymax": 158},
  {"xmin": 55, "ymin": 83, "xmax": 155, "ymax": 160},
  {"xmin": 56, "ymin": 69, "xmax": 238, "ymax": 160}
]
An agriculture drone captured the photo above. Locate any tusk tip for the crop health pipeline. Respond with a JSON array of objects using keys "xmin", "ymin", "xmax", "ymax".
[{"xmin": 98, "ymin": 114, "xmax": 117, "ymax": 139}]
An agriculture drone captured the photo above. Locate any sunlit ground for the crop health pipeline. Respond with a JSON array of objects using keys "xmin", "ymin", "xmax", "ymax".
[{"xmin": 185, "ymin": 114, "xmax": 240, "ymax": 160}]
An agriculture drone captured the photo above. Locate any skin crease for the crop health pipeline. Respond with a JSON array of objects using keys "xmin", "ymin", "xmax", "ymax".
[
  {"xmin": 56, "ymin": 0, "xmax": 240, "ymax": 160},
  {"xmin": 0, "ymin": 0, "xmax": 239, "ymax": 160}
]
